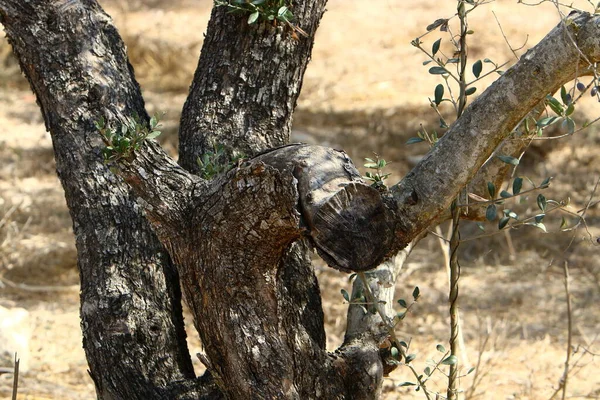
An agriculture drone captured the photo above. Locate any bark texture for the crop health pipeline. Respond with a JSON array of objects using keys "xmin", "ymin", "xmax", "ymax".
[
  {"xmin": 178, "ymin": 0, "xmax": 327, "ymax": 171},
  {"xmin": 3, "ymin": 0, "xmax": 600, "ymax": 398},
  {"xmin": 390, "ymin": 12, "xmax": 600, "ymax": 242},
  {"xmin": 118, "ymin": 142, "xmax": 393, "ymax": 398},
  {"xmin": 0, "ymin": 1, "xmax": 216, "ymax": 398}
]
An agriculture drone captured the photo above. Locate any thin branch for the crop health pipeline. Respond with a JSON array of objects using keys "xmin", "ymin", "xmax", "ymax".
[
  {"xmin": 0, "ymin": 276, "xmax": 79, "ymax": 292},
  {"xmin": 560, "ymin": 261, "xmax": 573, "ymax": 400},
  {"xmin": 357, "ymin": 272, "xmax": 434, "ymax": 400},
  {"xmin": 447, "ymin": 201, "xmax": 461, "ymax": 400},
  {"xmin": 492, "ymin": 11, "xmax": 526, "ymax": 60},
  {"xmin": 11, "ymin": 354, "xmax": 19, "ymax": 400}
]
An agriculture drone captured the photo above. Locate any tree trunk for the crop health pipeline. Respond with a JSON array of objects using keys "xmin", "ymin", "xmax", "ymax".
[
  {"xmin": 2, "ymin": 0, "xmax": 600, "ymax": 398},
  {"xmin": 0, "ymin": 1, "xmax": 218, "ymax": 398}
]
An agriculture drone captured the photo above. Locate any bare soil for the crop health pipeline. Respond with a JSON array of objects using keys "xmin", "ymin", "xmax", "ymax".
[{"xmin": 1, "ymin": 1, "xmax": 599, "ymax": 399}]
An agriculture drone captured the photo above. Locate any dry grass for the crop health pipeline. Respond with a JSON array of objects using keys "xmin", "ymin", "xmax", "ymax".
[{"xmin": 0, "ymin": 0, "xmax": 599, "ymax": 398}]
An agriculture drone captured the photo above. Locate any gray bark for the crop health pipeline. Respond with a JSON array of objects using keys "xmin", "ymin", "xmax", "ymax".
[
  {"xmin": 2, "ymin": 0, "xmax": 599, "ymax": 398},
  {"xmin": 390, "ymin": 12, "xmax": 600, "ymax": 241},
  {"xmin": 0, "ymin": 1, "xmax": 217, "ymax": 398},
  {"xmin": 178, "ymin": 1, "xmax": 327, "ymax": 171}
]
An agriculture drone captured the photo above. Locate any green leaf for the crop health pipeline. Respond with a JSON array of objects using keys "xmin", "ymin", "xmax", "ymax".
[
  {"xmin": 540, "ymin": 177, "xmax": 552, "ymax": 188},
  {"xmin": 95, "ymin": 117, "xmax": 105, "ymax": 130},
  {"xmin": 405, "ymin": 354, "xmax": 417, "ymax": 364},
  {"xmin": 252, "ymin": 0, "xmax": 266, "ymax": 4},
  {"xmin": 487, "ymin": 182, "xmax": 496, "ymax": 198},
  {"xmin": 422, "ymin": 60, "xmax": 433, "ymax": 65},
  {"xmin": 432, "ymin": 38, "xmax": 441, "ymax": 56},
  {"xmin": 248, "ymin": 11, "xmax": 260, "ymax": 24},
  {"xmin": 465, "ymin": 87, "xmax": 477, "ymax": 96},
  {"xmin": 537, "ymin": 194, "xmax": 547, "ymax": 211},
  {"xmin": 340, "ymin": 289, "xmax": 350, "ymax": 302},
  {"xmin": 412, "ymin": 286, "xmax": 420, "ymax": 301},
  {"xmin": 426, "ymin": 18, "xmax": 448, "ymax": 31},
  {"xmin": 563, "ymin": 117, "xmax": 575, "ymax": 134},
  {"xmin": 429, "ymin": 66, "xmax": 448, "ymax": 75},
  {"xmin": 497, "ymin": 155, "xmax": 519, "ymax": 166},
  {"xmin": 391, "ymin": 347, "xmax": 399, "ymax": 357},
  {"xmin": 513, "ymin": 177, "xmax": 523, "ymax": 195},
  {"xmin": 467, "ymin": 367, "xmax": 476, "ymax": 374},
  {"xmin": 434, "ymin": 84, "xmax": 444, "ymax": 105},
  {"xmin": 498, "ymin": 216, "xmax": 509, "ymax": 229},
  {"xmin": 472, "ymin": 59, "xmax": 483, "ymax": 78},
  {"xmin": 436, "ymin": 344, "xmax": 446, "ymax": 353},
  {"xmin": 476, "ymin": 222, "xmax": 485, "ymax": 231},
  {"xmin": 406, "ymin": 137, "xmax": 424, "ymax": 145},
  {"xmin": 546, "ymin": 96, "xmax": 564, "ymax": 115},
  {"xmin": 560, "ymin": 85, "xmax": 570, "ymax": 105},
  {"xmin": 442, "ymin": 355, "xmax": 458, "ymax": 365},
  {"xmin": 565, "ymin": 102, "xmax": 575, "ymax": 116},
  {"xmin": 364, "ymin": 162, "xmax": 378, "ymax": 169},
  {"xmin": 527, "ymin": 222, "xmax": 547, "ymax": 232},
  {"xmin": 535, "ymin": 213, "xmax": 545, "ymax": 223},
  {"xmin": 277, "ymin": 6, "xmax": 289, "ymax": 17},
  {"xmin": 397, "ymin": 299, "xmax": 407, "ymax": 308},
  {"xmin": 537, "ymin": 116, "xmax": 561, "ymax": 128},
  {"xmin": 560, "ymin": 216, "xmax": 568, "ymax": 230},
  {"xmin": 149, "ymin": 115, "xmax": 158, "ymax": 128},
  {"xmin": 146, "ymin": 131, "xmax": 161, "ymax": 140},
  {"xmin": 500, "ymin": 190, "xmax": 512, "ymax": 198},
  {"xmin": 424, "ymin": 366, "xmax": 432, "ymax": 376},
  {"xmin": 486, "ymin": 204, "xmax": 497, "ymax": 221},
  {"xmin": 399, "ymin": 341, "xmax": 408, "ymax": 348},
  {"xmin": 398, "ymin": 382, "xmax": 416, "ymax": 387}
]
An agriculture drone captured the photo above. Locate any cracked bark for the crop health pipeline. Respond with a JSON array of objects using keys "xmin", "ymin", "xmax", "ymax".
[
  {"xmin": 0, "ymin": 1, "xmax": 216, "ymax": 398},
  {"xmin": 2, "ymin": 0, "xmax": 600, "ymax": 398}
]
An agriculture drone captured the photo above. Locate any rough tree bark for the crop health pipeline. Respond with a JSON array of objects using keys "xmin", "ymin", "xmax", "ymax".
[
  {"xmin": 0, "ymin": 1, "xmax": 214, "ymax": 398},
  {"xmin": 1, "ymin": 0, "xmax": 599, "ymax": 398}
]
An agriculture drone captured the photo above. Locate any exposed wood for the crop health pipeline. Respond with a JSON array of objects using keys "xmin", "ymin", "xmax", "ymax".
[{"xmin": 3, "ymin": 0, "xmax": 600, "ymax": 398}]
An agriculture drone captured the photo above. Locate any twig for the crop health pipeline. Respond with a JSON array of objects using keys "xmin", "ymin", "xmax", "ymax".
[
  {"xmin": 357, "ymin": 272, "xmax": 434, "ymax": 400},
  {"xmin": 560, "ymin": 261, "xmax": 573, "ymax": 400},
  {"xmin": 447, "ymin": 201, "xmax": 461, "ymax": 400},
  {"xmin": 12, "ymin": 353, "xmax": 19, "ymax": 400},
  {"xmin": 548, "ymin": 261, "xmax": 573, "ymax": 400},
  {"xmin": 0, "ymin": 202, "xmax": 21, "ymax": 230},
  {"xmin": 492, "ymin": 11, "xmax": 527, "ymax": 60},
  {"xmin": 0, "ymin": 276, "xmax": 79, "ymax": 292},
  {"xmin": 464, "ymin": 318, "xmax": 492, "ymax": 399}
]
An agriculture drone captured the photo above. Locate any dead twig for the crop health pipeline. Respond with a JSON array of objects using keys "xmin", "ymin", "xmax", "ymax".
[
  {"xmin": 12, "ymin": 353, "xmax": 19, "ymax": 400},
  {"xmin": 0, "ymin": 276, "xmax": 79, "ymax": 292}
]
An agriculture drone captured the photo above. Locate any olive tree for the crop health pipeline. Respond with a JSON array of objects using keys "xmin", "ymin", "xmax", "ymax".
[{"xmin": 0, "ymin": 0, "xmax": 598, "ymax": 398}]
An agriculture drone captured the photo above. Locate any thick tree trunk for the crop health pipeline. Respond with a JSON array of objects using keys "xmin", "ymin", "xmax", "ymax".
[
  {"xmin": 0, "ymin": 1, "xmax": 218, "ymax": 398},
  {"xmin": 118, "ymin": 142, "xmax": 388, "ymax": 398},
  {"xmin": 3, "ymin": 0, "xmax": 600, "ymax": 398},
  {"xmin": 178, "ymin": 1, "xmax": 327, "ymax": 171}
]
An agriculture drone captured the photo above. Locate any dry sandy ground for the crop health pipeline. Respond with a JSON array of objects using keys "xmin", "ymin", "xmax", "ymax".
[{"xmin": 1, "ymin": 0, "xmax": 600, "ymax": 399}]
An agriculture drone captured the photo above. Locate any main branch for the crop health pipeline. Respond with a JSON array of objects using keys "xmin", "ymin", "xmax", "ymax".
[{"xmin": 391, "ymin": 11, "xmax": 600, "ymax": 243}]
